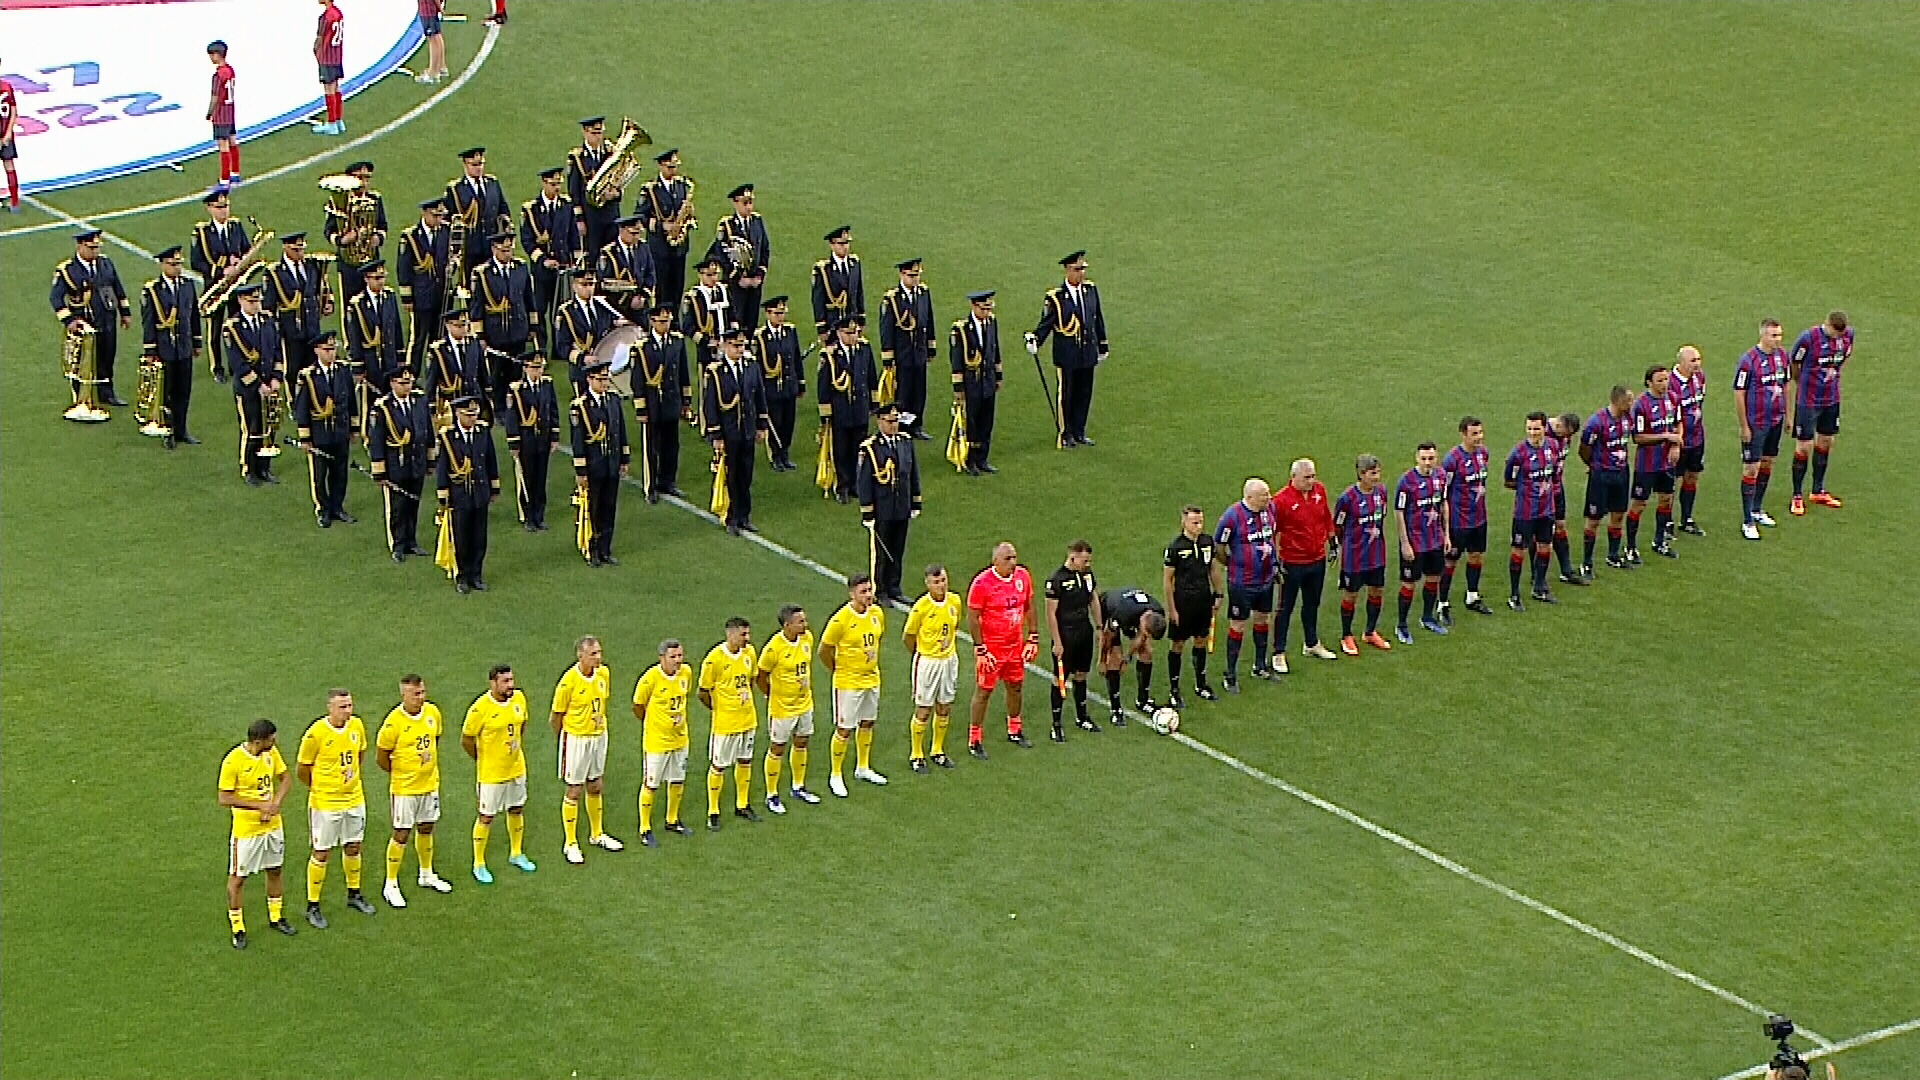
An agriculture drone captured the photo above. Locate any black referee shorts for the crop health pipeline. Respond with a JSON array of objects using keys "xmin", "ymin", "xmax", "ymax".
[
  {"xmin": 1057, "ymin": 626, "xmax": 1095, "ymax": 676},
  {"xmin": 1168, "ymin": 592, "xmax": 1214, "ymax": 643}
]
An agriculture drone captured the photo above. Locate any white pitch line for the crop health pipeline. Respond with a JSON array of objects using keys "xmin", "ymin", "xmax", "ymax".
[
  {"xmin": 654, "ymin": 489, "xmax": 1834, "ymax": 1048},
  {"xmin": 1713, "ymin": 1016, "xmax": 1920, "ymax": 1080},
  {"xmin": 24, "ymin": 194, "xmax": 158, "ymax": 261},
  {"xmin": 0, "ymin": 24, "xmax": 500, "ymax": 241}
]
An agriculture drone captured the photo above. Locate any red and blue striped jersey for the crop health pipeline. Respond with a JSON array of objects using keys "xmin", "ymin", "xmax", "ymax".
[
  {"xmin": 1546, "ymin": 434, "xmax": 1570, "ymax": 495},
  {"xmin": 1732, "ymin": 346, "xmax": 1789, "ymax": 431},
  {"xmin": 1440, "ymin": 444, "xmax": 1489, "ymax": 530},
  {"xmin": 1581, "ymin": 408, "xmax": 1631, "ymax": 474},
  {"xmin": 1212, "ymin": 500, "xmax": 1278, "ymax": 588},
  {"xmin": 317, "ymin": 4, "xmax": 345, "ymax": 66},
  {"xmin": 418, "ymin": 0, "xmax": 445, "ymax": 15},
  {"xmin": 1394, "ymin": 468, "xmax": 1448, "ymax": 553},
  {"xmin": 1332, "ymin": 484, "xmax": 1387, "ymax": 573},
  {"xmin": 210, "ymin": 64, "xmax": 236, "ymax": 126},
  {"xmin": 1791, "ymin": 325, "xmax": 1850, "ymax": 409},
  {"xmin": 1630, "ymin": 391, "xmax": 1678, "ymax": 474},
  {"xmin": 1505, "ymin": 441, "xmax": 1557, "ymax": 521},
  {"xmin": 1667, "ymin": 368, "xmax": 1706, "ymax": 448}
]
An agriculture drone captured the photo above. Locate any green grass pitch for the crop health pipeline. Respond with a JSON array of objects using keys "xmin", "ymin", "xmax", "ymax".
[{"xmin": 3, "ymin": 3, "xmax": 1916, "ymax": 1076}]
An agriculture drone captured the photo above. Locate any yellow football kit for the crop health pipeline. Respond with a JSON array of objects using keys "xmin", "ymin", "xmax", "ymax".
[
  {"xmin": 463, "ymin": 691, "xmax": 529, "ymax": 784},
  {"xmin": 904, "ymin": 592, "xmax": 962, "ymax": 658},
  {"xmin": 821, "ymin": 603, "xmax": 885, "ymax": 690},
  {"xmin": 298, "ymin": 716, "xmax": 368, "ymax": 811},
  {"xmin": 219, "ymin": 743, "xmax": 289, "ymax": 838},
  {"xmin": 376, "ymin": 703, "xmax": 444, "ymax": 796},
  {"xmin": 700, "ymin": 643, "xmax": 760, "ymax": 736},
  {"xmin": 632, "ymin": 664, "xmax": 692, "ymax": 754},
  {"xmin": 758, "ymin": 631, "xmax": 815, "ymax": 719}
]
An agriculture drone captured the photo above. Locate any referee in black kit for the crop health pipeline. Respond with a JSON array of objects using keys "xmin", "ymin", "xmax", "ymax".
[
  {"xmin": 1162, "ymin": 504, "xmax": 1221, "ymax": 707},
  {"xmin": 1044, "ymin": 539, "xmax": 1101, "ymax": 741}
]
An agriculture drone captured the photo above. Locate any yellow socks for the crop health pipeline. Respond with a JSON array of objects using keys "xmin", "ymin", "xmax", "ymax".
[
  {"xmin": 385, "ymin": 839, "xmax": 405, "ymax": 884},
  {"xmin": 562, "ymin": 797, "xmax": 579, "ymax": 846},
  {"xmin": 707, "ymin": 768, "xmax": 724, "ymax": 815},
  {"xmin": 911, "ymin": 717, "xmax": 927, "ymax": 759},
  {"xmin": 473, "ymin": 820, "xmax": 491, "ymax": 867},
  {"xmin": 267, "ymin": 896, "xmax": 284, "ymax": 923},
  {"xmin": 639, "ymin": 786, "xmax": 655, "ymax": 832},
  {"xmin": 342, "ymin": 852, "xmax": 362, "ymax": 891},
  {"xmin": 933, "ymin": 713, "xmax": 949, "ymax": 755},
  {"xmin": 666, "ymin": 782, "xmax": 684, "ymax": 824},
  {"xmin": 792, "ymin": 746, "xmax": 808, "ymax": 788},
  {"xmin": 585, "ymin": 793, "xmax": 604, "ymax": 838},
  {"xmin": 856, "ymin": 726, "xmax": 873, "ymax": 771},
  {"xmin": 734, "ymin": 762, "xmax": 752, "ymax": 809},
  {"xmin": 306, "ymin": 856, "xmax": 327, "ymax": 904},
  {"xmin": 228, "ymin": 908, "xmax": 245, "ymax": 934},
  {"xmin": 506, "ymin": 811, "xmax": 525, "ymax": 857},
  {"xmin": 766, "ymin": 750, "xmax": 784, "ymax": 796},
  {"xmin": 831, "ymin": 732, "xmax": 848, "ymax": 778},
  {"xmin": 416, "ymin": 831, "xmax": 434, "ymax": 874}
]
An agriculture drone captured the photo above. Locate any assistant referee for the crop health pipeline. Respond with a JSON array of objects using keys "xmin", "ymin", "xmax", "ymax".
[{"xmin": 1044, "ymin": 540, "xmax": 1100, "ymax": 739}]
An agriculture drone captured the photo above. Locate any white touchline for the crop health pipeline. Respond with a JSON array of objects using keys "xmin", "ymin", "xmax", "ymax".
[
  {"xmin": 651, "ymin": 487, "xmax": 1835, "ymax": 1050},
  {"xmin": 1712, "ymin": 1016, "xmax": 1920, "ymax": 1080},
  {"xmin": 0, "ymin": 25, "xmax": 500, "ymax": 242}
]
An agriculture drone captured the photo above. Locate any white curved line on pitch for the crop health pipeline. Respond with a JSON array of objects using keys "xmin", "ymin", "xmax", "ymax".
[
  {"xmin": 0, "ymin": 24, "xmax": 499, "ymax": 241},
  {"xmin": 1713, "ymin": 1016, "xmax": 1920, "ymax": 1080}
]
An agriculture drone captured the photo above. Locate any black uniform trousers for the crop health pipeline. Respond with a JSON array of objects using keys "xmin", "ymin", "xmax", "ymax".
[
  {"xmin": 831, "ymin": 423, "xmax": 864, "ymax": 497},
  {"xmin": 585, "ymin": 473, "xmax": 619, "ymax": 560},
  {"xmin": 730, "ymin": 283, "xmax": 762, "ymax": 332},
  {"xmin": 515, "ymin": 441, "xmax": 551, "ymax": 526},
  {"xmin": 339, "ymin": 262, "xmax": 371, "ymax": 305},
  {"xmin": 529, "ymin": 268, "xmax": 560, "ymax": 359},
  {"xmin": 481, "ymin": 330, "xmax": 526, "ymax": 415},
  {"xmin": 308, "ymin": 438, "xmax": 351, "ymax": 520},
  {"xmin": 162, "ymin": 355, "xmax": 195, "ymax": 439},
  {"xmin": 583, "ymin": 219, "xmax": 616, "ymax": 272},
  {"xmin": 720, "ymin": 437, "xmax": 755, "ymax": 527},
  {"xmin": 964, "ymin": 393, "xmax": 996, "ymax": 468},
  {"xmin": 766, "ymin": 397, "xmax": 797, "ymax": 466},
  {"xmin": 208, "ymin": 304, "xmax": 233, "ymax": 377},
  {"xmin": 895, "ymin": 362, "xmax": 928, "ymax": 437},
  {"xmin": 1276, "ymin": 561, "xmax": 1327, "ymax": 650},
  {"xmin": 236, "ymin": 389, "xmax": 271, "ymax": 480},
  {"xmin": 1059, "ymin": 365, "xmax": 1095, "ymax": 441},
  {"xmin": 406, "ymin": 300, "xmax": 441, "ymax": 374},
  {"xmin": 283, "ymin": 335, "xmax": 316, "ymax": 381},
  {"xmin": 642, "ymin": 415, "xmax": 681, "ymax": 495},
  {"xmin": 94, "ymin": 325, "xmax": 120, "ymax": 396},
  {"xmin": 452, "ymin": 504, "xmax": 489, "ymax": 584},
  {"xmin": 385, "ymin": 473, "xmax": 425, "ymax": 554},
  {"xmin": 869, "ymin": 517, "xmax": 911, "ymax": 599}
]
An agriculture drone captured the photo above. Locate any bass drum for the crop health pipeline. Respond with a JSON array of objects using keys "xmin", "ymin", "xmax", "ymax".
[{"xmin": 590, "ymin": 324, "xmax": 646, "ymax": 398}]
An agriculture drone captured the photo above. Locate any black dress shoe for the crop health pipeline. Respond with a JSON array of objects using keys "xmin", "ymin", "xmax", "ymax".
[
  {"xmin": 524, "ymin": 522, "xmax": 539, "ymax": 532},
  {"xmin": 455, "ymin": 580, "xmax": 470, "ymax": 594},
  {"xmin": 262, "ymin": 473, "xmax": 281, "ymax": 485},
  {"xmin": 663, "ymin": 485, "xmax": 685, "ymax": 498},
  {"xmin": 408, "ymin": 544, "xmax": 430, "ymax": 556},
  {"xmin": 333, "ymin": 512, "xmax": 356, "ymax": 524},
  {"xmin": 392, "ymin": 551, "xmax": 407, "ymax": 563},
  {"xmin": 102, "ymin": 394, "xmax": 129, "ymax": 407},
  {"xmin": 245, "ymin": 475, "xmax": 263, "ymax": 487},
  {"xmin": 911, "ymin": 430, "xmax": 933, "ymax": 441},
  {"xmin": 726, "ymin": 525, "xmax": 741, "ymax": 537},
  {"xmin": 534, "ymin": 521, "xmax": 549, "ymax": 531},
  {"xmin": 1077, "ymin": 435, "xmax": 1095, "ymax": 446},
  {"xmin": 471, "ymin": 579, "xmax": 489, "ymax": 592},
  {"xmin": 834, "ymin": 491, "xmax": 850, "ymax": 504},
  {"xmin": 179, "ymin": 435, "xmax": 202, "ymax": 445},
  {"xmin": 600, "ymin": 555, "xmax": 619, "ymax": 566},
  {"xmin": 740, "ymin": 521, "xmax": 757, "ymax": 533},
  {"xmin": 646, "ymin": 491, "xmax": 660, "ymax": 504},
  {"xmin": 962, "ymin": 465, "xmax": 979, "ymax": 476},
  {"xmin": 212, "ymin": 371, "xmax": 229, "ymax": 384},
  {"xmin": 586, "ymin": 555, "xmax": 602, "ymax": 568},
  {"xmin": 163, "ymin": 435, "xmax": 176, "ymax": 451},
  {"xmin": 978, "ymin": 463, "xmax": 997, "ymax": 474},
  {"xmin": 317, "ymin": 515, "xmax": 332, "ymax": 529}
]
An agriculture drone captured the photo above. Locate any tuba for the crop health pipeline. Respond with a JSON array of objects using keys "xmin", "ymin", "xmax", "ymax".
[
  {"xmin": 134, "ymin": 353, "xmax": 168, "ymax": 435},
  {"xmin": 587, "ymin": 118, "xmax": 653, "ymax": 208},
  {"xmin": 200, "ymin": 218, "xmax": 274, "ymax": 314},
  {"xmin": 320, "ymin": 174, "xmax": 382, "ymax": 265},
  {"xmin": 61, "ymin": 322, "xmax": 110, "ymax": 423},
  {"xmin": 664, "ymin": 176, "xmax": 697, "ymax": 247}
]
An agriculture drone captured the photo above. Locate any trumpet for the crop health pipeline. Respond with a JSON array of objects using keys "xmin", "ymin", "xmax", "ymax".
[
  {"xmin": 587, "ymin": 118, "xmax": 653, "ymax": 208},
  {"xmin": 200, "ymin": 217, "xmax": 273, "ymax": 315},
  {"xmin": 134, "ymin": 353, "xmax": 169, "ymax": 435},
  {"xmin": 61, "ymin": 322, "xmax": 110, "ymax": 424},
  {"xmin": 664, "ymin": 175, "xmax": 697, "ymax": 247}
]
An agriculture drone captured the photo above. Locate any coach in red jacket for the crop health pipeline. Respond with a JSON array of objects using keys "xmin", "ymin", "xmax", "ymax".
[{"xmin": 1273, "ymin": 458, "xmax": 1338, "ymax": 671}]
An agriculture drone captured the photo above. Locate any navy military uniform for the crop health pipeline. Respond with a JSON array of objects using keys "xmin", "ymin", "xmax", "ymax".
[
  {"xmin": 343, "ymin": 263, "xmax": 405, "ymax": 424},
  {"xmin": 810, "ymin": 226, "xmax": 864, "ymax": 341},
  {"xmin": 680, "ymin": 260, "xmax": 736, "ymax": 362},
  {"xmin": 595, "ymin": 220, "xmax": 656, "ymax": 324},
  {"xmin": 753, "ymin": 299, "xmax": 805, "ymax": 471},
  {"xmin": 396, "ymin": 199, "xmax": 452, "ymax": 372},
  {"xmin": 436, "ymin": 401, "xmax": 500, "ymax": 592},
  {"xmin": 706, "ymin": 184, "xmax": 770, "ymax": 330},
  {"xmin": 566, "ymin": 118, "xmax": 622, "ymax": 266},
  {"xmin": 139, "ymin": 254, "xmax": 203, "ymax": 444},
  {"xmin": 634, "ymin": 319, "xmax": 692, "ymax": 500},
  {"xmin": 323, "ymin": 164, "xmax": 388, "ymax": 302},
  {"xmin": 424, "ymin": 320, "xmax": 489, "ymax": 423},
  {"xmin": 294, "ymin": 337, "xmax": 359, "ymax": 526},
  {"xmin": 638, "ymin": 149, "xmax": 694, "ymax": 318},
  {"xmin": 445, "ymin": 148, "xmax": 510, "ymax": 271},
  {"xmin": 265, "ymin": 235, "xmax": 327, "ymax": 379},
  {"xmin": 856, "ymin": 405, "xmax": 922, "ymax": 604},
  {"xmin": 49, "ymin": 231, "xmax": 131, "ymax": 403},
  {"xmin": 877, "ymin": 258, "xmax": 936, "ymax": 439},
  {"xmin": 366, "ymin": 374, "xmax": 435, "ymax": 559},
  {"xmin": 519, "ymin": 168, "xmax": 578, "ymax": 357},
  {"xmin": 949, "ymin": 291, "xmax": 1003, "ymax": 474},
  {"xmin": 225, "ymin": 291, "xmax": 284, "ymax": 484},
  {"xmin": 701, "ymin": 333, "xmax": 769, "ymax": 534},
  {"xmin": 503, "ymin": 360, "xmax": 561, "ymax": 529},
  {"xmin": 571, "ymin": 372, "xmax": 630, "ymax": 566},
  {"xmin": 818, "ymin": 318, "xmax": 881, "ymax": 502},
  {"xmin": 190, "ymin": 199, "xmax": 250, "ymax": 379},
  {"xmin": 467, "ymin": 238, "xmax": 536, "ymax": 413},
  {"xmin": 1029, "ymin": 251, "xmax": 1108, "ymax": 447},
  {"xmin": 552, "ymin": 290, "xmax": 622, "ymax": 394}
]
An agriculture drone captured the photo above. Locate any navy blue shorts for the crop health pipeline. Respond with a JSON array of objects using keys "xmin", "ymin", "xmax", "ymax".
[
  {"xmin": 1339, "ymin": 566, "xmax": 1385, "ymax": 592},
  {"xmin": 1511, "ymin": 516, "xmax": 1554, "ymax": 548},
  {"xmin": 0, "ymin": 136, "xmax": 15, "ymax": 162},
  {"xmin": 1676, "ymin": 444, "xmax": 1705, "ymax": 474},
  {"xmin": 1226, "ymin": 582, "xmax": 1273, "ymax": 621},
  {"xmin": 1793, "ymin": 403, "xmax": 1840, "ymax": 440},
  {"xmin": 212, "ymin": 123, "xmax": 236, "ymax": 140},
  {"xmin": 1584, "ymin": 471, "xmax": 1629, "ymax": 518},
  {"xmin": 1741, "ymin": 422, "xmax": 1783, "ymax": 464},
  {"xmin": 318, "ymin": 64, "xmax": 345, "ymax": 84},
  {"xmin": 1446, "ymin": 524, "xmax": 1487, "ymax": 558},
  {"xmin": 419, "ymin": 14, "xmax": 443, "ymax": 35},
  {"xmin": 1630, "ymin": 468, "xmax": 1674, "ymax": 502},
  {"xmin": 1398, "ymin": 549, "xmax": 1444, "ymax": 583}
]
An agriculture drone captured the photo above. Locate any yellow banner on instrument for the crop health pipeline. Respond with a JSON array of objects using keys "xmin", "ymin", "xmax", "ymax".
[
  {"xmin": 877, "ymin": 365, "xmax": 896, "ymax": 407},
  {"xmin": 572, "ymin": 489, "xmax": 592, "ymax": 559},
  {"xmin": 434, "ymin": 507, "xmax": 456, "ymax": 579},
  {"xmin": 946, "ymin": 403, "xmax": 970, "ymax": 472},
  {"xmin": 710, "ymin": 453, "xmax": 730, "ymax": 519},
  {"xmin": 815, "ymin": 425, "xmax": 834, "ymax": 497}
]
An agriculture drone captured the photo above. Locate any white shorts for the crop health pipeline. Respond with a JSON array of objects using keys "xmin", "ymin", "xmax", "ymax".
[
  {"xmin": 390, "ymin": 792, "xmax": 441, "ymax": 829},
  {"xmin": 308, "ymin": 804, "xmax": 367, "ymax": 850},
  {"xmin": 558, "ymin": 731, "xmax": 608, "ymax": 785},
  {"xmin": 833, "ymin": 687, "xmax": 879, "ymax": 729},
  {"xmin": 769, "ymin": 710, "xmax": 814, "ymax": 744},
  {"xmin": 477, "ymin": 775, "xmax": 528, "ymax": 816},
  {"xmin": 912, "ymin": 652, "xmax": 959, "ymax": 708},
  {"xmin": 709, "ymin": 730, "xmax": 756, "ymax": 765},
  {"xmin": 644, "ymin": 749, "xmax": 688, "ymax": 787},
  {"xmin": 229, "ymin": 828, "xmax": 286, "ymax": 877}
]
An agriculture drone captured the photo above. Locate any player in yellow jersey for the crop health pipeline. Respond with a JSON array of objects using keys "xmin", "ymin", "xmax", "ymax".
[
  {"xmin": 819, "ymin": 573, "xmax": 887, "ymax": 797},
  {"xmin": 630, "ymin": 639, "xmax": 695, "ymax": 847},
  {"xmin": 219, "ymin": 719, "xmax": 298, "ymax": 949},
  {"xmin": 551, "ymin": 635, "xmax": 622, "ymax": 864},
  {"xmin": 903, "ymin": 564, "xmax": 963, "ymax": 774},
  {"xmin": 757, "ymin": 604, "xmax": 822, "ymax": 812},
  {"xmin": 297, "ymin": 689, "xmax": 377, "ymax": 928},
  {"xmin": 464, "ymin": 663, "xmax": 537, "ymax": 884},
  {"xmin": 699, "ymin": 616, "xmax": 761, "ymax": 829},
  {"xmin": 374, "ymin": 674, "xmax": 453, "ymax": 908}
]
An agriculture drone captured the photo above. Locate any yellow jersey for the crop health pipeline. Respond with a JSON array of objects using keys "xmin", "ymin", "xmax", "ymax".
[
  {"xmin": 552, "ymin": 663, "xmax": 612, "ymax": 738},
  {"xmin": 463, "ymin": 690, "xmax": 529, "ymax": 784},
  {"xmin": 632, "ymin": 663, "xmax": 692, "ymax": 754},
  {"xmin": 821, "ymin": 602, "xmax": 885, "ymax": 690},
  {"xmin": 376, "ymin": 702, "xmax": 444, "ymax": 797},
  {"xmin": 757, "ymin": 630, "xmax": 815, "ymax": 719},
  {"xmin": 904, "ymin": 591, "xmax": 963, "ymax": 659},
  {"xmin": 219, "ymin": 743, "xmax": 289, "ymax": 839},
  {"xmin": 700, "ymin": 643, "xmax": 759, "ymax": 736},
  {"xmin": 298, "ymin": 716, "xmax": 368, "ymax": 812}
]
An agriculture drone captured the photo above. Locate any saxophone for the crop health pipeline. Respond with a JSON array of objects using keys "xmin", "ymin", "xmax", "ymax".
[
  {"xmin": 664, "ymin": 176, "xmax": 697, "ymax": 247},
  {"xmin": 199, "ymin": 219, "xmax": 273, "ymax": 315}
]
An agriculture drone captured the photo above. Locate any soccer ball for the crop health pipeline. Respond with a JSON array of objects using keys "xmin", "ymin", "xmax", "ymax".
[{"xmin": 1150, "ymin": 706, "xmax": 1180, "ymax": 735}]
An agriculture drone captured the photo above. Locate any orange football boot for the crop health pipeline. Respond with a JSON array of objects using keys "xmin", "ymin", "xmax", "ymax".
[
  {"xmin": 1363, "ymin": 631, "xmax": 1392, "ymax": 651},
  {"xmin": 1810, "ymin": 492, "xmax": 1843, "ymax": 508}
]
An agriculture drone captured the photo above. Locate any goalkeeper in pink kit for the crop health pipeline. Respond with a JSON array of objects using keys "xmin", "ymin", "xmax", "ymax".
[{"xmin": 966, "ymin": 542, "xmax": 1041, "ymax": 757}]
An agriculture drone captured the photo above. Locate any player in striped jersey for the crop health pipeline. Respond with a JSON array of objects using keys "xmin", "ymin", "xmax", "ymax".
[
  {"xmin": 1332, "ymin": 454, "xmax": 1391, "ymax": 654},
  {"xmin": 1667, "ymin": 346, "xmax": 1707, "ymax": 535},
  {"xmin": 1438, "ymin": 417, "xmax": 1492, "ymax": 621},
  {"xmin": 1788, "ymin": 311, "xmax": 1851, "ymax": 515},
  {"xmin": 1627, "ymin": 365, "xmax": 1683, "ymax": 562},
  {"xmin": 1504, "ymin": 413, "xmax": 1560, "ymax": 610},
  {"xmin": 1733, "ymin": 319, "xmax": 1791, "ymax": 539},
  {"xmin": 1547, "ymin": 412, "xmax": 1587, "ymax": 585}
]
